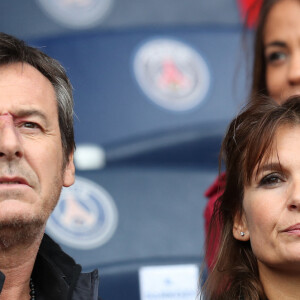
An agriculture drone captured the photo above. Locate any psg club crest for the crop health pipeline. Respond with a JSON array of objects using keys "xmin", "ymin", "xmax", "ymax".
[
  {"xmin": 133, "ymin": 38, "xmax": 210, "ymax": 111},
  {"xmin": 46, "ymin": 176, "xmax": 118, "ymax": 250},
  {"xmin": 36, "ymin": 0, "xmax": 113, "ymax": 29}
]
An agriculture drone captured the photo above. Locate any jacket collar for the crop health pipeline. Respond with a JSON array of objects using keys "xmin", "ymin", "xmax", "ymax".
[{"xmin": 32, "ymin": 234, "xmax": 82, "ymax": 300}]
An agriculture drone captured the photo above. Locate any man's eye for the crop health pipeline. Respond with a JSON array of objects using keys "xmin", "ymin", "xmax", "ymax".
[
  {"xmin": 266, "ymin": 52, "xmax": 287, "ymax": 63},
  {"xmin": 22, "ymin": 122, "xmax": 40, "ymax": 129},
  {"xmin": 258, "ymin": 173, "xmax": 284, "ymax": 187}
]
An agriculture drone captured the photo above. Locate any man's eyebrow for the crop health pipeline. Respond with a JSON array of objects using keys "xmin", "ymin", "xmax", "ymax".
[
  {"xmin": 14, "ymin": 109, "xmax": 49, "ymax": 124},
  {"xmin": 264, "ymin": 41, "xmax": 287, "ymax": 49}
]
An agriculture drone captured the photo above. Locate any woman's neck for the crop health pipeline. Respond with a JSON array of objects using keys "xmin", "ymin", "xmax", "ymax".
[{"xmin": 259, "ymin": 261, "xmax": 300, "ymax": 300}]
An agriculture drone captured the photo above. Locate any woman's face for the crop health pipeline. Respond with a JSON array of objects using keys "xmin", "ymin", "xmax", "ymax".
[
  {"xmin": 264, "ymin": 0, "xmax": 300, "ymax": 103},
  {"xmin": 233, "ymin": 124, "xmax": 300, "ymax": 273}
]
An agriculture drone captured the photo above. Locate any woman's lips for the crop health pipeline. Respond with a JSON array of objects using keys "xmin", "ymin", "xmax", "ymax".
[{"xmin": 283, "ymin": 223, "xmax": 300, "ymax": 234}]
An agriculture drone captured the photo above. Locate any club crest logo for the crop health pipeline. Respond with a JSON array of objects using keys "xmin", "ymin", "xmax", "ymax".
[
  {"xmin": 46, "ymin": 176, "xmax": 118, "ymax": 250},
  {"xmin": 133, "ymin": 38, "xmax": 210, "ymax": 111},
  {"xmin": 36, "ymin": 0, "xmax": 113, "ymax": 29}
]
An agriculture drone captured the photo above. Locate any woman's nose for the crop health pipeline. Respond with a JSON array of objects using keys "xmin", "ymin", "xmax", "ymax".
[{"xmin": 288, "ymin": 52, "xmax": 300, "ymax": 86}]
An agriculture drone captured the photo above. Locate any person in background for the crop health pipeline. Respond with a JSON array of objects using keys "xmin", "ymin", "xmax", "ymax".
[
  {"xmin": 204, "ymin": 0, "xmax": 300, "ymax": 270},
  {"xmin": 202, "ymin": 96, "xmax": 300, "ymax": 300},
  {"xmin": 0, "ymin": 32, "xmax": 99, "ymax": 299}
]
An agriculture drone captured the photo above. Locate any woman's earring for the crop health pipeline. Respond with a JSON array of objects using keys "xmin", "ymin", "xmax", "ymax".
[{"xmin": 240, "ymin": 231, "xmax": 245, "ymax": 237}]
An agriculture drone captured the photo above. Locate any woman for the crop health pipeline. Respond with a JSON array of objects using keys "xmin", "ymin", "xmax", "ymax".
[
  {"xmin": 204, "ymin": 0, "xmax": 300, "ymax": 269},
  {"xmin": 202, "ymin": 96, "xmax": 300, "ymax": 300}
]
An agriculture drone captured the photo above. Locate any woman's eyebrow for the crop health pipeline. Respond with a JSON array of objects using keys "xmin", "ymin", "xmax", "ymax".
[
  {"xmin": 258, "ymin": 162, "xmax": 282, "ymax": 174},
  {"xmin": 265, "ymin": 41, "xmax": 287, "ymax": 49}
]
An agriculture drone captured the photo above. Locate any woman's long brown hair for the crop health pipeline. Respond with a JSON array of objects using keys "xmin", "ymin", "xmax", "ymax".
[{"xmin": 201, "ymin": 96, "xmax": 300, "ymax": 299}]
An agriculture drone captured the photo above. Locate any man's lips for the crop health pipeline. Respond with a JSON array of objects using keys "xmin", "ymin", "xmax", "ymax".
[{"xmin": 0, "ymin": 177, "xmax": 30, "ymax": 186}]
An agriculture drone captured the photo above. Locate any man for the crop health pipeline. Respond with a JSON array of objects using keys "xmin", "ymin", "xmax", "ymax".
[{"xmin": 0, "ymin": 33, "xmax": 99, "ymax": 299}]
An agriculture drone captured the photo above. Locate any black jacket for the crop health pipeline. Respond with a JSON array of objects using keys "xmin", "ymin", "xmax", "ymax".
[
  {"xmin": 33, "ymin": 234, "xmax": 99, "ymax": 299},
  {"xmin": 0, "ymin": 234, "xmax": 99, "ymax": 299}
]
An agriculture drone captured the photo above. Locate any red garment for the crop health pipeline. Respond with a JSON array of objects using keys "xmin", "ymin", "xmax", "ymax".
[
  {"xmin": 236, "ymin": 0, "xmax": 263, "ymax": 28},
  {"xmin": 204, "ymin": 172, "xmax": 226, "ymax": 270}
]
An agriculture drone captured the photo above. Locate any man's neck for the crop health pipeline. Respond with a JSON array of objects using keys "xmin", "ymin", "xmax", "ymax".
[{"xmin": 0, "ymin": 231, "xmax": 44, "ymax": 300}]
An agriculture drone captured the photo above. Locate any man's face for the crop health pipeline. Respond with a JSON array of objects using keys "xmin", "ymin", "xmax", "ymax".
[{"xmin": 0, "ymin": 62, "xmax": 75, "ymax": 228}]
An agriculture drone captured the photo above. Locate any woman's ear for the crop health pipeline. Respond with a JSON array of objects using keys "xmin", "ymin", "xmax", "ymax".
[{"xmin": 233, "ymin": 212, "xmax": 250, "ymax": 241}]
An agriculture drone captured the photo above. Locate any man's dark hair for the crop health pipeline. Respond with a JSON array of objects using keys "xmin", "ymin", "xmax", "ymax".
[{"xmin": 0, "ymin": 32, "xmax": 75, "ymax": 165}]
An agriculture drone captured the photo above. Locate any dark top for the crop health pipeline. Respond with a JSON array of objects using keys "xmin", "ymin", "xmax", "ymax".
[{"xmin": 0, "ymin": 234, "xmax": 99, "ymax": 300}]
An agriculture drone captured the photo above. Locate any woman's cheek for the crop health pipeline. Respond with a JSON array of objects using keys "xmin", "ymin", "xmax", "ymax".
[{"xmin": 266, "ymin": 66, "xmax": 287, "ymax": 103}]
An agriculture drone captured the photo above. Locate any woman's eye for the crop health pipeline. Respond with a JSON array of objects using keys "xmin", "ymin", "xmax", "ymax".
[
  {"xmin": 259, "ymin": 173, "xmax": 284, "ymax": 187},
  {"xmin": 266, "ymin": 52, "xmax": 287, "ymax": 64}
]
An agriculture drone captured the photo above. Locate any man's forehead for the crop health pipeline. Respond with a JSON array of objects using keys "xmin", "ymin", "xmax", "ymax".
[
  {"xmin": 0, "ymin": 62, "xmax": 50, "ymax": 86},
  {"xmin": 0, "ymin": 62, "xmax": 57, "ymax": 114}
]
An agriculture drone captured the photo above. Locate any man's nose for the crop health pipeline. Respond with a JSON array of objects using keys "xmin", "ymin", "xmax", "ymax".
[{"xmin": 0, "ymin": 116, "xmax": 23, "ymax": 160}]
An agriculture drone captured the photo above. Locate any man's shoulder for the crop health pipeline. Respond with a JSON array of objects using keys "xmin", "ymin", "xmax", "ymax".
[{"xmin": 73, "ymin": 269, "xmax": 100, "ymax": 300}]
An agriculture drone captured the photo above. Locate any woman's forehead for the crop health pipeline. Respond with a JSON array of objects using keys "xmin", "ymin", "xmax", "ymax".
[
  {"xmin": 250, "ymin": 124, "xmax": 300, "ymax": 179},
  {"xmin": 263, "ymin": 0, "xmax": 300, "ymax": 44}
]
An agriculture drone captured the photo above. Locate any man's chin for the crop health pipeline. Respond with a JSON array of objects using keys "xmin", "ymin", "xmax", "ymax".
[
  {"xmin": 0, "ymin": 201, "xmax": 50, "ymax": 225},
  {"xmin": 0, "ymin": 217, "xmax": 45, "ymax": 251}
]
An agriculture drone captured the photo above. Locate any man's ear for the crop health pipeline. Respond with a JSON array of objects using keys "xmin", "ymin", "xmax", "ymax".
[
  {"xmin": 233, "ymin": 211, "xmax": 250, "ymax": 241},
  {"xmin": 63, "ymin": 151, "xmax": 75, "ymax": 187}
]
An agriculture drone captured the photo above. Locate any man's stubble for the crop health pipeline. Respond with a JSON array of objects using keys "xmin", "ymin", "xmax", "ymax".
[{"xmin": 0, "ymin": 161, "xmax": 63, "ymax": 250}]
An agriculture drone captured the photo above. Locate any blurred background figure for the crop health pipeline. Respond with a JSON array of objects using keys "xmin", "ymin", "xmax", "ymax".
[{"xmin": 0, "ymin": 0, "xmax": 259, "ymax": 299}]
